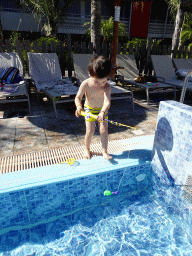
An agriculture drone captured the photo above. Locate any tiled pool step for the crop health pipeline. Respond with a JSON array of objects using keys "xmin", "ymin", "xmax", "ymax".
[{"xmin": 0, "ymin": 136, "xmax": 154, "ymax": 174}]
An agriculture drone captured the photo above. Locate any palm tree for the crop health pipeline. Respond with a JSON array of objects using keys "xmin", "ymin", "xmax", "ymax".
[
  {"xmin": 165, "ymin": 0, "xmax": 192, "ymax": 22},
  {"xmin": 165, "ymin": 0, "xmax": 192, "ymax": 55},
  {"xmin": 101, "ymin": 17, "xmax": 114, "ymax": 42},
  {"xmin": 171, "ymin": 0, "xmax": 185, "ymax": 55},
  {"xmin": 84, "ymin": 17, "xmax": 127, "ymax": 43},
  {"xmin": 20, "ymin": 0, "xmax": 80, "ymax": 37},
  {"xmin": 91, "ymin": 0, "xmax": 101, "ymax": 49},
  {"xmin": 181, "ymin": 20, "xmax": 192, "ymax": 49},
  {"xmin": 0, "ymin": 3, "xmax": 3, "ymax": 41}
]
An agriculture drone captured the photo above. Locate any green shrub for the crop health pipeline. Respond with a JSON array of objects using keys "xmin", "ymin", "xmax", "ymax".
[
  {"xmin": 84, "ymin": 17, "xmax": 128, "ymax": 43},
  {"xmin": 126, "ymin": 37, "xmax": 147, "ymax": 48},
  {"xmin": 126, "ymin": 38, "xmax": 162, "ymax": 49},
  {"xmin": 37, "ymin": 36, "xmax": 59, "ymax": 46},
  {"xmin": 22, "ymin": 50, "xmax": 28, "ymax": 73},
  {"xmin": 10, "ymin": 31, "xmax": 21, "ymax": 45}
]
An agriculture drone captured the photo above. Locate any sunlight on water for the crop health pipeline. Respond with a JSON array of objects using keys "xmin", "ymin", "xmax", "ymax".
[{"xmin": 3, "ymin": 180, "xmax": 192, "ymax": 256}]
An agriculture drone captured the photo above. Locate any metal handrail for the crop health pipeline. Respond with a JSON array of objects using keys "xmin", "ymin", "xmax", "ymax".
[{"xmin": 180, "ymin": 70, "xmax": 192, "ymax": 103}]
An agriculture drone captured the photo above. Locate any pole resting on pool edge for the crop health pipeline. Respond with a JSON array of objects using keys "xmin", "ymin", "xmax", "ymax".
[{"xmin": 80, "ymin": 111, "xmax": 137, "ymax": 130}]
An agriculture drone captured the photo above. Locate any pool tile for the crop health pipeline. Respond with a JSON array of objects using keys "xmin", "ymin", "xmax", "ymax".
[
  {"xmin": 152, "ymin": 100, "xmax": 192, "ymax": 185},
  {"xmin": 0, "ymin": 154, "xmax": 152, "ymax": 240}
]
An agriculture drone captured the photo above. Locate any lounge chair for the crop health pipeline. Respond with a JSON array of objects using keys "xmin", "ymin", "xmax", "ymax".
[
  {"xmin": 151, "ymin": 55, "xmax": 192, "ymax": 91},
  {"xmin": 172, "ymin": 58, "xmax": 192, "ymax": 83},
  {"xmin": 116, "ymin": 54, "xmax": 176, "ymax": 104},
  {"xmin": 27, "ymin": 52, "xmax": 79, "ymax": 117},
  {"xmin": 173, "ymin": 58, "xmax": 192, "ymax": 70},
  {"xmin": 73, "ymin": 54, "xmax": 93, "ymax": 85},
  {"xmin": 72, "ymin": 54, "xmax": 134, "ymax": 110},
  {"xmin": 0, "ymin": 52, "xmax": 31, "ymax": 113}
]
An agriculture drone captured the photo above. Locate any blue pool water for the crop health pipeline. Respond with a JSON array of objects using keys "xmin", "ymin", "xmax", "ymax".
[
  {"xmin": 1, "ymin": 166, "xmax": 192, "ymax": 255},
  {"xmin": 0, "ymin": 135, "xmax": 192, "ymax": 255}
]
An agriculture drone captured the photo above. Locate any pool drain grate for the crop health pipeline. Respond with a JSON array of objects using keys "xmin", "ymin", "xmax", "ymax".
[{"xmin": 0, "ymin": 138, "xmax": 153, "ymax": 174}]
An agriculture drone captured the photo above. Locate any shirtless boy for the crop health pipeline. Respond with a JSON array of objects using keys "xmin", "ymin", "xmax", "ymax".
[{"xmin": 75, "ymin": 55, "xmax": 112, "ymax": 160}]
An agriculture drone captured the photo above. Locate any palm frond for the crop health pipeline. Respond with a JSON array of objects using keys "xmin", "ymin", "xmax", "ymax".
[
  {"xmin": 84, "ymin": 21, "xmax": 91, "ymax": 27},
  {"xmin": 181, "ymin": 20, "xmax": 192, "ymax": 44},
  {"xmin": 188, "ymin": 42, "xmax": 192, "ymax": 50},
  {"xmin": 84, "ymin": 16, "xmax": 127, "ymax": 42}
]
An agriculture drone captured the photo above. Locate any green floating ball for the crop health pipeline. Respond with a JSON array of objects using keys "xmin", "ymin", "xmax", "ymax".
[{"xmin": 104, "ymin": 190, "xmax": 112, "ymax": 196}]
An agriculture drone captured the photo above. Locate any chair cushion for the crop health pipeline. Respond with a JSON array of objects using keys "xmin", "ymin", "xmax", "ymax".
[{"xmin": 176, "ymin": 68, "xmax": 192, "ymax": 81}]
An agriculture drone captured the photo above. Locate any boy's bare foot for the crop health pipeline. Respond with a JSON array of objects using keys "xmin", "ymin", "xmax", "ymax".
[
  {"xmin": 103, "ymin": 152, "xmax": 112, "ymax": 160},
  {"xmin": 84, "ymin": 148, "xmax": 91, "ymax": 159}
]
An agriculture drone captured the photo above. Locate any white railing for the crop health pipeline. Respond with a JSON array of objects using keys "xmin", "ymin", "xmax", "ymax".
[
  {"xmin": 0, "ymin": 9, "xmax": 174, "ymax": 37},
  {"xmin": 149, "ymin": 19, "xmax": 175, "ymax": 25},
  {"xmin": 0, "ymin": 7, "xmax": 30, "ymax": 13}
]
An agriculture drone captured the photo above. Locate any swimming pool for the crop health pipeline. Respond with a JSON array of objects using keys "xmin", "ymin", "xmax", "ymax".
[
  {"xmin": 0, "ymin": 134, "xmax": 192, "ymax": 256},
  {"xmin": 2, "ymin": 98, "xmax": 192, "ymax": 255},
  {"xmin": 9, "ymin": 176, "xmax": 191, "ymax": 256}
]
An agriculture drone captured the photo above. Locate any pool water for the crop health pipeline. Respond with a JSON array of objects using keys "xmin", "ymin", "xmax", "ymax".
[{"xmin": 1, "ymin": 167, "xmax": 192, "ymax": 256}]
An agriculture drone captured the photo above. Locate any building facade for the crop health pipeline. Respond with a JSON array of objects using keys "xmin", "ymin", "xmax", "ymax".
[{"xmin": 0, "ymin": 0, "xmax": 175, "ymax": 40}]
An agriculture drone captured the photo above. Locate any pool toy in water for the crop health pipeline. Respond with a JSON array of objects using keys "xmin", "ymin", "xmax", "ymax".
[
  {"xmin": 112, "ymin": 191, "xmax": 119, "ymax": 194},
  {"xmin": 103, "ymin": 151, "xmax": 130, "ymax": 196},
  {"xmin": 81, "ymin": 111, "xmax": 136, "ymax": 130},
  {"xmin": 104, "ymin": 190, "xmax": 112, "ymax": 196},
  {"xmin": 104, "ymin": 190, "xmax": 118, "ymax": 196}
]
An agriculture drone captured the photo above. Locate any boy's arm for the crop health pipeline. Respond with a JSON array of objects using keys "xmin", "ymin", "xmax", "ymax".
[
  {"xmin": 98, "ymin": 84, "xmax": 111, "ymax": 121},
  {"xmin": 101, "ymin": 84, "xmax": 111, "ymax": 113},
  {"xmin": 75, "ymin": 81, "xmax": 87, "ymax": 116}
]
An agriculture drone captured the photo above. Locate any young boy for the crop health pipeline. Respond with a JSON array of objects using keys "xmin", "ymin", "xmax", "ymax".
[{"xmin": 75, "ymin": 55, "xmax": 112, "ymax": 160}]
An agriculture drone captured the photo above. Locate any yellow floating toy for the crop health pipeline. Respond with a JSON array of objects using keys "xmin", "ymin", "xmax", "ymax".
[{"xmin": 58, "ymin": 158, "xmax": 76, "ymax": 165}]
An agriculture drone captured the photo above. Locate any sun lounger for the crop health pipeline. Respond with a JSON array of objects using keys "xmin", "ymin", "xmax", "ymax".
[
  {"xmin": 172, "ymin": 58, "xmax": 192, "ymax": 82},
  {"xmin": 73, "ymin": 54, "xmax": 93, "ymax": 85},
  {"xmin": 0, "ymin": 52, "xmax": 31, "ymax": 113},
  {"xmin": 28, "ymin": 53, "xmax": 79, "ymax": 117},
  {"xmin": 72, "ymin": 54, "xmax": 134, "ymax": 110},
  {"xmin": 151, "ymin": 55, "xmax": 192, "ymax": 91},
  {"xmin": 173, "ymin": 58, "xmax": 192, "ymax": 70},
  {"xmin": 116, "ymin": 54, "xmax": 176, "ymax": 104}
]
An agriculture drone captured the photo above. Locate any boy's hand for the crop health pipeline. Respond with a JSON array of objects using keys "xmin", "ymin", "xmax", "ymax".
[
  {"xmin": 97, "ymin": 111, "xmax": 105, "ymax": 122},
  {"xmin": 75, "ymin": 106, "xmax": 83, "ymax": 117}
]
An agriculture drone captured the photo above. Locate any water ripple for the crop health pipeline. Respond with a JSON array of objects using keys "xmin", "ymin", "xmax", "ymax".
[{"xmin": 2, "ymin": 180, "xmax": 192, "ymax": 256}]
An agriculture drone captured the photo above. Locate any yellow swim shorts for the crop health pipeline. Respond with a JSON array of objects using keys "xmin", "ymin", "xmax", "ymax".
[{"xmin": 84, "ymin": 104, "xmax": 108, "ymax": 122}]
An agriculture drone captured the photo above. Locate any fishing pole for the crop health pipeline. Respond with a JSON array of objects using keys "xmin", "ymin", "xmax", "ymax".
[{"xmin": 81, "ymin": 111, "xmax": 136, "ymax": 130}]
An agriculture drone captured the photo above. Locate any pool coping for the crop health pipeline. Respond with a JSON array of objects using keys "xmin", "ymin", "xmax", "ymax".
[{"xmin": 0, "ymin": 135, "xmax": 154, "ymax": 193}]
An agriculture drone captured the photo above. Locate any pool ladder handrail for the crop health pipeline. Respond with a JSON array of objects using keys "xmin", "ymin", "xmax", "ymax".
[{"xmin": 180, "ymin": 70, "xmax": 192, "ymax": 103}]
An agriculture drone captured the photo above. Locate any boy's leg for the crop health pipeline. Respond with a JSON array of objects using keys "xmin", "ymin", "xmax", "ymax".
[
  {"xmin": 98, "ymin": 121, "xmax": 112, "ymax": 160},
  {"xmin": 84, "ymin": 120, "xmax": 95, "ymax": 159}
]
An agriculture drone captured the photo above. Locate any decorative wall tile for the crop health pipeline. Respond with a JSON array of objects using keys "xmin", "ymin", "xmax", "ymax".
[{"xmin": 152, "ymin": 100, "xmax": 192, "ymax": 185}]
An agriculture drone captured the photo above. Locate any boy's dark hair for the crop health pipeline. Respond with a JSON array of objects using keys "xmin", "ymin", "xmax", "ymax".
[{"xmin": 88, "ymin": 55, "xmax": 111, "ymax": 79}]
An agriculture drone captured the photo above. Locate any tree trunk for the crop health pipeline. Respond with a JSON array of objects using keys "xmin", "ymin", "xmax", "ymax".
[
  {"xmin": 171, "ymin": 1, "xmax": 185, "ymax": 57},
  {"xmin": 91, "ymin": 0, "xmax": 101, "ymax": 49},
  {"xmin": 0, "ymin": 4, "xmax": 3, "ymax": 41}
]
